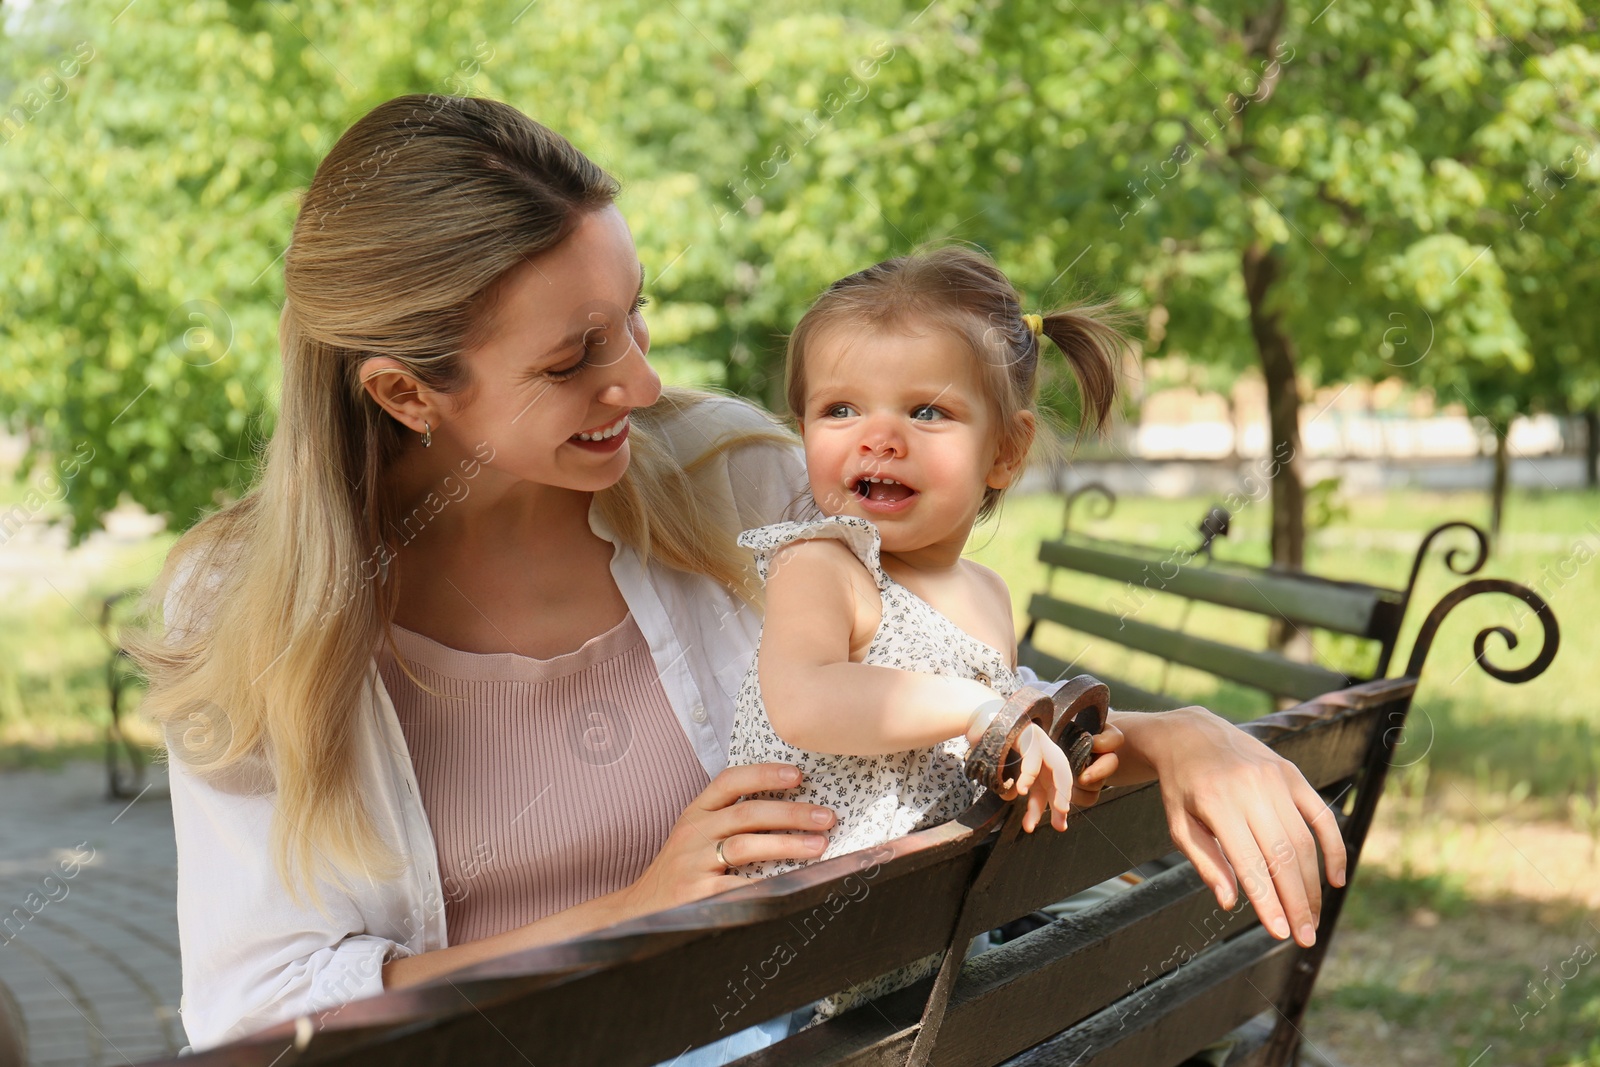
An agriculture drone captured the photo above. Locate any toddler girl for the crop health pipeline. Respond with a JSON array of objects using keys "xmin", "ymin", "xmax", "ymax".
[{"xmin": 724, "ymin": 245, "xmax": 1130, "ymax": 1020}]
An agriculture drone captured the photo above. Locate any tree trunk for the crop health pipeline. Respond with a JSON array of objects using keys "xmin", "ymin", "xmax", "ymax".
[
  {"xmin": 1584, "ymin": 408, "xmax": 1599, "ymax": 490},
  {"xmin": 1241, "ymin": 242, "xmax": 1306, "ymax": 572},
  {"xmin": 1242, "ymin": 241, "xmax": 1307, "ymax": 656},
  {"xmin": 1490, "ymin": 422, "xmax": 1510, "ymax": 549},
  {"xmin": 1225, "ymin": 392, "xmax": 1241, "ymax": 464}
]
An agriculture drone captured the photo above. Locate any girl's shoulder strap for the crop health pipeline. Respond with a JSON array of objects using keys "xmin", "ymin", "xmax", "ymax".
[{"xmin": 737, "ymin": 514, "xmax": 890, "ymax": 591}]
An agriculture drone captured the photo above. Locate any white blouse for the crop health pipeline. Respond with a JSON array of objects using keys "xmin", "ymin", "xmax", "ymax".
[
  {"xmin": 164, "ymin": 395, "xmax": 814, "ymax": 1051},
  {"xmin": 164, "ymin": 393, "xmax": 1065, "ymax": 1052}
]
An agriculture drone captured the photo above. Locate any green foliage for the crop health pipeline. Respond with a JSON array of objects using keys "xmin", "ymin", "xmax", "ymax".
[
  {"xmin": 1304, "ymin": 474, "xmax": 1349, "ymax": 531},
  {"xmin": 1, "ymin": 0, "xmax": 1596, "ymax": 540}
]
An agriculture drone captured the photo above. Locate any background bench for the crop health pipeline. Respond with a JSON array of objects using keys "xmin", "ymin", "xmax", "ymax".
[
  {"xmin": 1018, "ymin": 483, "xmax": 1495, "ymax": 714},
  {"xmin": 143, "ymin": 559, "xmax": 1558, "ymax": 1067}
]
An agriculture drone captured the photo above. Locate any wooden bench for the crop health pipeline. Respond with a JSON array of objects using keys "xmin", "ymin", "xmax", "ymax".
[
  {"xmin": 140, "ymin": 521, "xmax": 1558, "ymax": 1067},
  {"xmin": 100, "ymin": 589, "xmax": 150, "ymax": 800},
  {"xmin": 1019, "ymin": 483, "xmax": 1494, "ymax": 714}
]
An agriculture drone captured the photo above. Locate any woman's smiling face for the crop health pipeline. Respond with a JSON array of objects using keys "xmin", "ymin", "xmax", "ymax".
[{"xmin": 441, "ymin": 205, "xmax": 662, "ymax": 493}]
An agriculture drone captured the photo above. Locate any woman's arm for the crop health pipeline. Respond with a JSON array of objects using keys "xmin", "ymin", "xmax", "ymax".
[
  {"xmin": 380, "ymin": 885, "xmax": 639, "ymax": 988},
  {"xmin": 1106, "ymin": 706, "xmax": 1348, "ymax": 949},
  {"xmin": 175, "ymin": 751, "xmax": 833, "ymax": 1041},
  {"xmin": 385, "ymin": 762, "xmax": 838, "ymax": 988},
  {"xmin": 169, "ymin": 754, "xmax": 410, "ymax": 1051}
]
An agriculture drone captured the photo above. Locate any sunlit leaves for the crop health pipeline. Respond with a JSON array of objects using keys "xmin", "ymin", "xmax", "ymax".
[{"xmin": 1, "ymin": 0, "xmax": 1594, "ymax": 543}]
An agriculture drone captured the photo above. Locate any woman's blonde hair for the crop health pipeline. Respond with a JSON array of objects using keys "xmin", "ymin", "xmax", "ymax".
[
  {"xmin": 785, "ymin": 245, "xmax": 1130, "ymax": 520},
  {"xmin": 124, "ymin": 95, "xmax": 788, "ymax": 905}
]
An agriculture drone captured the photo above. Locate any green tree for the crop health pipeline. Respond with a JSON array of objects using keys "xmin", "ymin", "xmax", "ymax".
[
  {"xmin": 2, "ymin": 0, "xmax": 1595, "ymax": 563},
  {"xmin": 0, "ymin": 0, "xmax": 753, "ymax": 540},
  {"xmin": 4, "ymin": 0, "xmax": 365, "ymax": 540},
  {"xmin": 721, "ymin": 0, "xmax": 1597, "ymax": 571}
]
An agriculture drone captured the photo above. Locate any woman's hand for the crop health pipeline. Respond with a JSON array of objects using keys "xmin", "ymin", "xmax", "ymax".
[
  {"xmin": 618, "ymin": 763, "xmax": 835, "ymax": 916},
  {"xmin": 1070, "ymin": 719, "xmax": 1124, "ymax": 811},
  {"xmin": 1114, "ymin": 706, "xmax": 1348, "ymax": 950}
]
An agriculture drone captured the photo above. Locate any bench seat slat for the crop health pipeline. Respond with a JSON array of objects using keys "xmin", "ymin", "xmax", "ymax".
[
  {"xmin": 1026, "ymin": 594, "xmax": 1351, "ymax": 702},
  {"xmin": 1039, "ymin": 539, "xmax": 1397, "ymax": 638}
]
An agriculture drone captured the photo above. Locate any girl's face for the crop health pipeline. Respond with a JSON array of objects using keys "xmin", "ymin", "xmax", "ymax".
[
  {"xmin": 797, "ymin": 324, "xmax": 1026, "ymax": 559},
  {"xmin": 436, "ymin": 206, "xmax": 662, "ymax": 495}
]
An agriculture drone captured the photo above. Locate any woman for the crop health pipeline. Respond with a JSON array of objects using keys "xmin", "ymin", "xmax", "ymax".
[{"xmin": 128, "ymin": 95, "xmax": 1345, "ymax": 1056}]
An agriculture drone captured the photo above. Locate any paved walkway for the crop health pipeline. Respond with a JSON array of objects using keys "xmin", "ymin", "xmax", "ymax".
[{"xmin": 0, "ymin": 760, "xmax": 181, "ymax": 1066}]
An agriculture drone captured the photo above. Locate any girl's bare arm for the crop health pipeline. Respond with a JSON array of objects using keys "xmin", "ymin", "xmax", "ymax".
[{"xmin": 757, "ymin": 538, "xmax": 998, "ymax": 755}]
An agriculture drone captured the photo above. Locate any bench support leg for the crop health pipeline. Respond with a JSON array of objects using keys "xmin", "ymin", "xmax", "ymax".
[{"xmin": 906, "ymin": 801, "xmax": 1031, "ymax": 1067}]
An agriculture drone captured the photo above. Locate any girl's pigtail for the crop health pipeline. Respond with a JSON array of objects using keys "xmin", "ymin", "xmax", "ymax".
[{"xmin": 1037, "ymin": 302, "xmax": 1129, "ymax": 433}]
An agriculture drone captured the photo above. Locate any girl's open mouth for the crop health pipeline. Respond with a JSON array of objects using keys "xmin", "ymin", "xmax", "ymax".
[{"xmin": 851, "ymin": 474, "xmax": 918, "ymax": 513}]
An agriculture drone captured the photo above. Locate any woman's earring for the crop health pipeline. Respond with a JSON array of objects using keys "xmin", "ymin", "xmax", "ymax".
[{"xmin": 421, "ymin": 420, "xmax": 432, "ymax": 448}]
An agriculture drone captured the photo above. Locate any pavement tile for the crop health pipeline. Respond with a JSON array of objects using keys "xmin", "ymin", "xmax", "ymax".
[{"xmin": 0, "ymin": 761, "xmax": 183, "ymax": 1063}]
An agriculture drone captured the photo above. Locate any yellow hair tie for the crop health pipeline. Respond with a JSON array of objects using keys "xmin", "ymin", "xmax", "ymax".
[{"xmin": 1022, "ymin": 313, "xmax": 1044, "ymax": 337}]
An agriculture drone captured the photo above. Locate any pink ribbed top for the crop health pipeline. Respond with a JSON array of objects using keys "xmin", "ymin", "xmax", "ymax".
[{"xmin": 377, "ymin": 613, "xmax": 710, "ymax": 946}]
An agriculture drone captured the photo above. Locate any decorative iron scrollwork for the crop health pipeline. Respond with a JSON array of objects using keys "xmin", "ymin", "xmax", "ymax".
[
  {"xmin": 1403, "ymin": 578, "xmax": 1559, "ymax": 685},
  {"xmin": 1378, "ymin": 520, "xmax": 1493, "ymax": 676},
  {"xmin": 1403, "ymin": 520, "xmax": 1491, "ymax": 594},
  {"xmin": 1061, "ymin": 481, "xmax": 1116, "ymax": 536}
]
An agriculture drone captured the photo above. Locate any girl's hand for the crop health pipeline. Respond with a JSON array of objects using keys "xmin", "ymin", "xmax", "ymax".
[
  {"xmin": 619, "ymin": 763, "xmax": 835, "ymax": 915},
  {"xmin": 1011, "ymin": 724, "xmax": 1075, "ymax": 833},
  {"xmin": 1130, "ymin": 707, "xmax": 1348, "ymax": 949},
  {"xmin": 1011, "ymin": 719, "xmax": 1126, "ymax": 831}
]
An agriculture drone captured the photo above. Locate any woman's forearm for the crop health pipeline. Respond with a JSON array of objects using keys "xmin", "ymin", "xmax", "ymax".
[{"xmin": 381, "ymin": 885, "xmax": 636, "ymax": 989}]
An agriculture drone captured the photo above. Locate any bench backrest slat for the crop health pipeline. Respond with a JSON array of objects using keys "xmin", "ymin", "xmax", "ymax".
[
  {"xmin": 1005, "ymin": 926, "xmax": 1297, "ymax": 1067},
  {"xmin": 1038, "ymin": 539, "xmax": 1401, "ymax": 639},
  {"xmin": 1026, "ymin": 593, "xmax": 1353, "ymax": 703},
  {"xmin": 1016, "ymin": 644, "xmax": 1184, "ymax": 711}
]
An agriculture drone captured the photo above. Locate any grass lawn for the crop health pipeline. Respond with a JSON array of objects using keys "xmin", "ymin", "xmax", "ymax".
[
  {"xmin": 2, "ymin": 483, "xmax": 1596, "ymax": 1062},
  {"xmin": 0, "ymin": 516, "xmax": 178, "ymax": 768}
]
